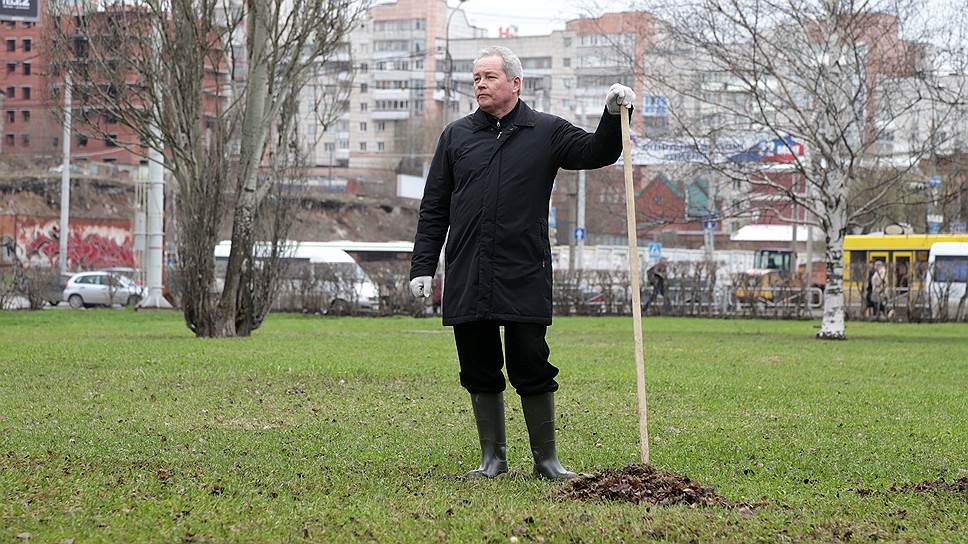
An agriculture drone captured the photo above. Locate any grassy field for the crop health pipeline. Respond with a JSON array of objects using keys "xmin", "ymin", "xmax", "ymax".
[{"xmin": 0, "ymin": 310, "xmax": 965, "ymax": 543}]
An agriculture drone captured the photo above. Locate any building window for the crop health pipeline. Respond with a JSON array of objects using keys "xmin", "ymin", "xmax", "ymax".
[
  {"xmin": 360, "ymin": 83, "xmax": 368, "ymax": 93},
  {"xmin": 21, "ymin": 87, "xmax": 30, "ymax": 100},
  {"xmin": 360, "ymin": 63, "xmax": 368, "ymax": 73},
  {"xmin": 78, "ymin": 134, "xmax": 88, "ymax": 147},
  {"xmin": 21, "ymin": 110, "xmax": 29, "ymax": 123},
  {"xmin": 323, "ymin": 142, "xmax": 335, "ymax": 152},
  {"xmin": 377, "ymin": 142, "xmax": 385, "ymax": 151},
  {"xmin": 22, "ymin": 62, "xmax": 30, "ymax": 76},
  {"xmin": 359, "ymin": 121, "xmax": 367, "ymax": 131},
  {"xmin": 21, "ymin": 134, "xmax": 29, "ymax": 146},
  {"xmin": 5, "ymin": 39, "xmax": 14, "ymax": 52},
  {"xmin": 106, "ymin": 134, "xmax": 118, "ymax": 147},
  {"xmin": 5, "ymin": 110, "xmax": 13, "ymax": 124},
  {"xmin": 6, "ymin": 86, "xmax": 14, "ymax": 98},
  {"xmin": 359, "ymin": 142, "xmax": 367, "ymax": 151},
  {"xmin": 52, "ymin": 137, "xmax": 58, "ymax": 147},
  {"xmin": 22, "ymin": 38, "xmax": 31, "ymax": 52},
  {"xmin": 6, "ymin": 63, "xmax": 15, "ymax": 75},
  {"xmin": 563, "ymin": 58, "xmax": 571, "ymax": 68},
  {"xmin": 103, "ymin": 158, "xmax": 116, "ymax": 163},
  {"xmin": 5, "ymin": 134, "xmax": 13, "ymax": 147},
  {"xmin": 377, "ymin": 121, "xmax": 385, "ymax": 132},
  {"xmin": 564, "ymin": 37, "xmax": 572, "ymax": 47},
  {"xmin": 360, "ymin": 102, "xmax": 367, "ymax": 112}
]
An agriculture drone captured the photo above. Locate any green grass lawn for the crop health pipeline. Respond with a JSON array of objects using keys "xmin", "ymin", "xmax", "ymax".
[{"xmin": 0, "ymin": 310, "xmax": 966, "ymax": 542}]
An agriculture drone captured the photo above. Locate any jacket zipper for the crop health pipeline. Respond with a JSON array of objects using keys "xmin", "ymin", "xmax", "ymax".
[{"xmin": 496, "ymin": 131, "xmax": 502, "ymax": 140}]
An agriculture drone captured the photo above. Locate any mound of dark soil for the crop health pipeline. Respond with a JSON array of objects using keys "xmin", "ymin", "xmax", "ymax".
[
  {"xmin": 891, "ymin": 477, "xmax": 968, "ymax": 494},
  {"xmin": 560, "ymin": 464, "xmax": 740, "ymax": 508}
]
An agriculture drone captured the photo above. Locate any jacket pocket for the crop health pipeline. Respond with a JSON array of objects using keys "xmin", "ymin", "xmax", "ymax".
[{"xmin": 534, "ymin": 218, "xmax": 550, "ymax": 268}]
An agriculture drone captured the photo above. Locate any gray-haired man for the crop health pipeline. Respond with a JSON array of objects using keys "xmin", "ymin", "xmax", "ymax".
[{"xmin": 410, "ymin": 46, "xmax": 635, "ymax": 480}]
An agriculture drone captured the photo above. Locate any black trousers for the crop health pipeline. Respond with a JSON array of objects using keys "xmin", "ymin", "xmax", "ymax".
[{"xmin": 453, "ymin": 321, "xmax": 559, "ymax": 396}]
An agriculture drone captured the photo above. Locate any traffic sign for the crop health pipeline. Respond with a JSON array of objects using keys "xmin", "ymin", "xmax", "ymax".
[
  {"xmin": 573, "ymin": 226, "xmax": 585, "ymax": 241},
  {"xmin": 647, "ymin": 242, "xmax": 662, "ymax": 260},
  {"xmin": 952, "ymin": 222, "xmax": 966, "ymax": 234},
  {"xmin": 928, "ymin": 176, "xmax": 943, "ymax": 187}
]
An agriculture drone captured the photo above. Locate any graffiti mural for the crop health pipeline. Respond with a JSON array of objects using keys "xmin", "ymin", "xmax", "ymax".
[{"xmin": 2, "ymin": 215, "xmax": 135, "ymax": 270}]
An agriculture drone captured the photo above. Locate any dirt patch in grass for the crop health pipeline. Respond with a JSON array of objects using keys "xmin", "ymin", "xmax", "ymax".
[
  {"xmin": 560, "ymin": 464, "xmax": 745, "ymax": 508},
  {"xmin": 890, "ymin": 477, "xmax": 968, "ymax": 494}
]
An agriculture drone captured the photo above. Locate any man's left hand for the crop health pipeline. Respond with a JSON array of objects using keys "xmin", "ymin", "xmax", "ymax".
[{"xmin": 606, "ymin": 83, "xmax": 636, "ymax": 115}]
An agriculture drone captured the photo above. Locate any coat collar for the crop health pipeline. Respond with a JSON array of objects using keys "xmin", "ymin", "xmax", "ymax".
[{"xmin": 471, "ymin": 99, "xmax": 537, "ymax": 132}]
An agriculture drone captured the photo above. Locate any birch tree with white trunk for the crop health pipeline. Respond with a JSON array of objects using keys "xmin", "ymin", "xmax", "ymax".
[{"xmin": 634, "ymin": 0, "xmax": 967, "ymax": 338}]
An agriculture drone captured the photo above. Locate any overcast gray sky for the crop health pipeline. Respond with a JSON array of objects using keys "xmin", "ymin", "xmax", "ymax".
[
  {"xmin": 457, "ymin": 0, "xmax": 634, "ymax": 37},
  {"xmin": 450, "ymin": 0, "xmax": 960, "ymax": 42}
]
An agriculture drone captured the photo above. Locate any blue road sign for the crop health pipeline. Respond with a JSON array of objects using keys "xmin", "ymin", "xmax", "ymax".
[
  {"xmin": 952, "ymin": 222, "xmax": 966, "ymax": 234},
  {"xmin": 929, "ymin": 176, "xmax": 943, "ymax": 187},
  {"xmin": 573, "ymin": 226, "xmax": 585, "ymax": 241},
  {"xmin": 647, "ymin": 242, "xmax": 662, "ymax": 260}
]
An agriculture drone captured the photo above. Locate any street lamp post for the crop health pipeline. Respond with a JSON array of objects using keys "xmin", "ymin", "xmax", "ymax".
[{"xmin": 443, "ymin": 0, "xmax": 468, "ymax": 127}]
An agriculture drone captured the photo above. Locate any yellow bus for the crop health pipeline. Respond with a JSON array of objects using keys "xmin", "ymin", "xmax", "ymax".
[{"xmin": 843, "ymin": 233, "xmax": 968, "ymax": 292}]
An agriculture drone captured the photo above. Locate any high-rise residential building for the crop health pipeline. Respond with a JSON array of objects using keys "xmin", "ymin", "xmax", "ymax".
[
  {"xmin": 303, "ymin": 4, "xmax": 656, "ymax": 191},
  {"xmin": 297, "ymin": 0, "xmax": 486, "ymax": 189},
  {"xmin": 1, "ymin": 2, "xmax": 150, "ymax": 171}
]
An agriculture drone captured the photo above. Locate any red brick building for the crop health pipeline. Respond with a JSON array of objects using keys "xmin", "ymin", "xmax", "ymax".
[{"xmin": 1, "ymin": 1, "xmax": 225, "ymax": 170}]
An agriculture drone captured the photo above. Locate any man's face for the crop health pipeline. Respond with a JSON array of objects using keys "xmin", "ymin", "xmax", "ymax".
[{"xmin": 473, "ymin": 55, "xmax": 520, "ymax": 115}]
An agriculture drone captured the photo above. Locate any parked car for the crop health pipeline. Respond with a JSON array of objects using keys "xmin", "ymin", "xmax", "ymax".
[{"xmin": 63, "ymin": 271, "xmax": 145, "ymax": 308}]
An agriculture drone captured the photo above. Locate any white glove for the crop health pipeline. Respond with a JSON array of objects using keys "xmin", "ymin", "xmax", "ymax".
[
  {"xmin": 606, "ymin": 83, "xmax": 636, "ymax": 115},
  {"xmin": 409, "ymin": 276, "xmax": 432, "ymax": 298}
]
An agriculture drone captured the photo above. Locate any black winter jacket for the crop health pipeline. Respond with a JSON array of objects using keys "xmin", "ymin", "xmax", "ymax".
[{"xmin": 410, "ymin": 100, "xmax": 629, "ymax": 325}]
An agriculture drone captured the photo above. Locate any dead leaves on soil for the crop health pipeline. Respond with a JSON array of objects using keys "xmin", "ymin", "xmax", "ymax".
[{"xmin": 560, "ymin": 464, "xmax": 744, "ymax": 508}]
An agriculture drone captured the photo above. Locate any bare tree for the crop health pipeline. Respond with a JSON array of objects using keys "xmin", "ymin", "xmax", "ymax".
[
  {"xmin": 46, "ymin": 0, "xmax": 365, "ymax": 336},
  {"xmin": 633, "ymin": 0, "xmax": 968, "ymax": 339}
]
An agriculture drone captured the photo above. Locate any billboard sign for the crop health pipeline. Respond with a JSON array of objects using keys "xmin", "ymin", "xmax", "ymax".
[
  {"xmin": 0, "ymin": 0, "xmax": 38, "ymax": 21},
  {"xmin": 728, "ymin": 135, "xmax": 805, "ymax": 163}
]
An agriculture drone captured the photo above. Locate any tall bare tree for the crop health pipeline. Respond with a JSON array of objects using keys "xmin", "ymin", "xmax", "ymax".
[
  {"xmin": 634, "ymin": 0, "xmax": 968, "ymax": 338},
  {"xmin": 46, "ymin": 0, "xmax": 365, "ymax": 336}
]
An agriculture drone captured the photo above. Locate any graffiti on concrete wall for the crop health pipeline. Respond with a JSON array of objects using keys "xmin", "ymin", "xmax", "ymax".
[{"xmin": 1, "ymin": 215, "xmax": 135, "ymax": 270}]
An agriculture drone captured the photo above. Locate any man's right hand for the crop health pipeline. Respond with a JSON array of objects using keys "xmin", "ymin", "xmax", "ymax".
[{"xmin": 410, "ymin": 276, "xmax": 432, "ymax": 298}]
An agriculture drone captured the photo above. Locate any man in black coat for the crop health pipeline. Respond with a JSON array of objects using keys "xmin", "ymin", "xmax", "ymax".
[{"xmin": 409, "ymin": 45, "xmax": 634, "ymax": 480}]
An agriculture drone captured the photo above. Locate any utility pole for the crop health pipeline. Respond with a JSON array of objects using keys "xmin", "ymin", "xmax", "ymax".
[
  {"xmin": 576, "ymin": 102, "xmax": 586, "ymax": 271},
  {"xmin": 703, "ymin": 135, "xmax": 717, "ymax": 262},
  {"xmin": 139, "ymin": 129, "xmax": 172, "ymax": 309},
  {"xmin": 59, "ymin": 73, "xmax": 72, "ymax": 276},
  {"xmin": 577, "ymin": 169, "xmax": 586, "ymax": 271},
  {"xmin": 443, "ymin": 0, "xmax": 468, "ymax": 128},
  {"xmin": 790, "ymin": 183, "xmax": 798, "ymax": 275}
]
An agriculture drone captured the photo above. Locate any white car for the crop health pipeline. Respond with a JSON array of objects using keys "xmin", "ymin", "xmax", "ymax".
[{"xmin": 63, "ymin": 271, "xmax": 145, "ymax": 308}]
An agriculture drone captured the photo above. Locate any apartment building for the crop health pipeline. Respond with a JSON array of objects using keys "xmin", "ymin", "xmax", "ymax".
[
  {"xmin": 2, "ymin": 15, "xmax": 56, "ymax": 161},
  {"xmin": 301, "ymin": 3, "xmax": 655, "ymax": 191},
  {"xmin": 297, "ymin": 0, "xmax": 486, "ymax": 187},
  {"xmin": 1, "ymin": 2, "xmax": 146, "ymax": 170}
]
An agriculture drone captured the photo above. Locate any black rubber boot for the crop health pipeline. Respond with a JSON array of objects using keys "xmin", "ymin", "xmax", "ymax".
[
  {"xmin": 521, "ymin": 392, "xmax": 577, "ymax": 481},
  {"xmin": 464, "ymin": 392, "xmax": 508, "ymax": 478}
]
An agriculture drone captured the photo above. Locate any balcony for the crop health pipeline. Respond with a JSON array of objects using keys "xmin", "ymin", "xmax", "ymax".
[
  {"xmin": 373, "ymin": 89, "xmax": 410, "ymax": 101},
  {"xmin": 371, "ymin": 110, "xmax": 411, "ymax": 120}
]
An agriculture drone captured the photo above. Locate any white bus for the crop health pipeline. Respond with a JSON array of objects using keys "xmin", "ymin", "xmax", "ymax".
[{"xmin": 925, "ymin": 242, "xmax": 968, "ymax": 320}]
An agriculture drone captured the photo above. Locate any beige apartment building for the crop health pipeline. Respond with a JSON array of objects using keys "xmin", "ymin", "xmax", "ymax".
[{"xmin": 300, "ymin": 1, "xmax": 655, "ymax": 192}]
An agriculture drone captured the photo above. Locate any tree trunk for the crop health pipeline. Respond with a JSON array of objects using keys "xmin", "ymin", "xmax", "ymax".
[
  {"xmin": 215, "ymin": 0, "xmax": 272, "ymax": 337},
  {"xmin": 817, "ymin": 178, "xmax": 848, "ymax": 340}
]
